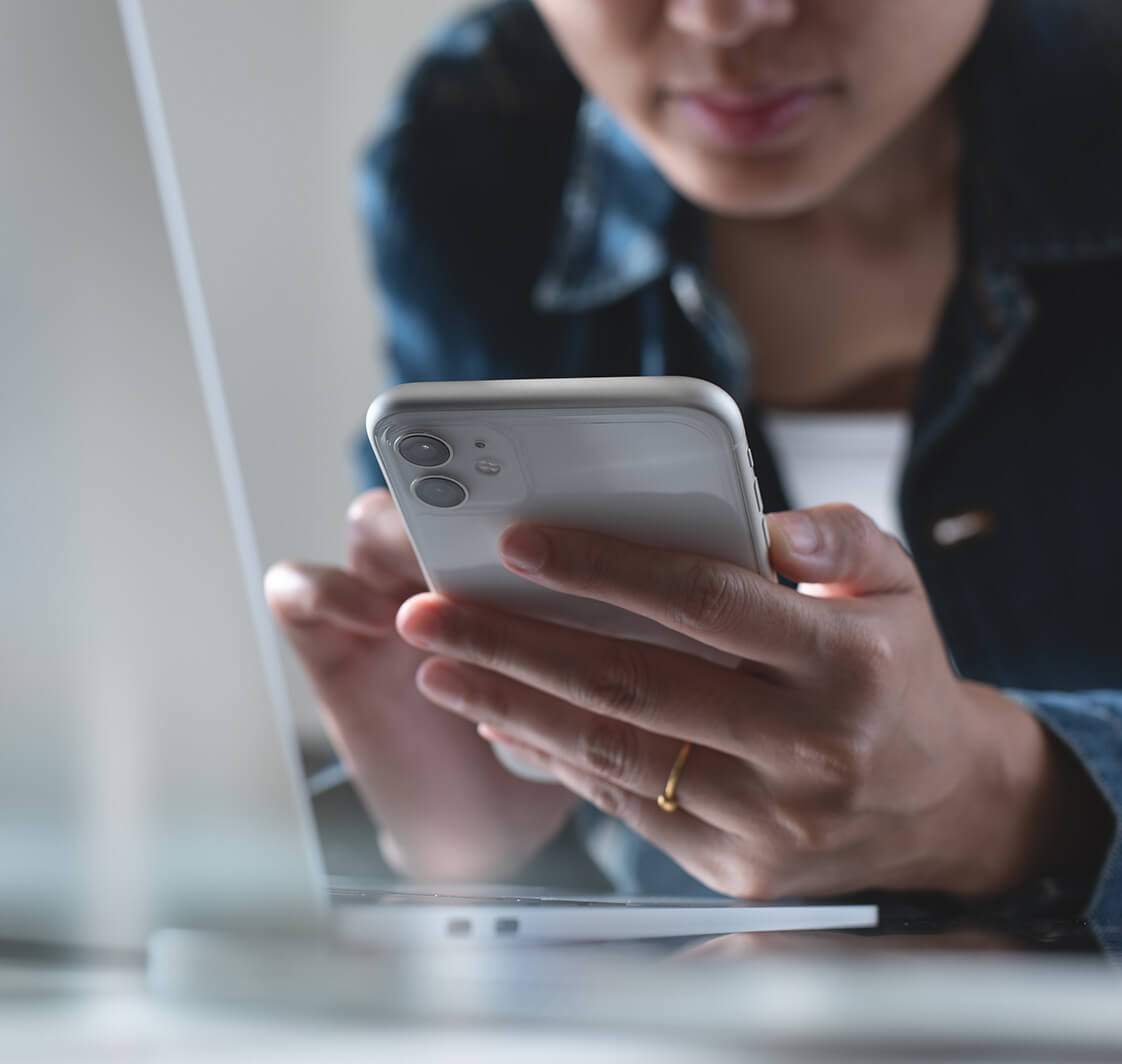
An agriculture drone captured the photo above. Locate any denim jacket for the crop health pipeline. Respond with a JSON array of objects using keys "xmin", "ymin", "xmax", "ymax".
[{"xmin": 355, "ymin": 0, "xmax": 1122, "ymax": 924}]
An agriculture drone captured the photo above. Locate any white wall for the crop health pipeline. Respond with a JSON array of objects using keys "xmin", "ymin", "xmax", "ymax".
[
  {"xmin": 1, "ymin": 0, "xmax": 325, "ymax": 945},
  {"xmin": 137, "ymin": 0, "xmax": 466, "ymax": 739}
]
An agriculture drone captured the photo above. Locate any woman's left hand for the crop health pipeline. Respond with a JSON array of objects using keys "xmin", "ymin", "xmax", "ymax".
[{"xmin": 396, "ymin": 504, "xmax": 1076, "ymax": 899}]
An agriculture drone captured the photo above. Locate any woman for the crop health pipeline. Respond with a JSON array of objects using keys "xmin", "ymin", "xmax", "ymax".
[{"xmin": 266, "ymin": 0, "xmax": 1122, "ymax": 921}]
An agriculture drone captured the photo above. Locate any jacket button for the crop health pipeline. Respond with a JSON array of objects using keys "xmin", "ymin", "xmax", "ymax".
[
  {"xmin": 671, "ymin": 268, "xmax": 705, "ymax": 320},
  {"xmin": 930, "ymin": 509, "xmax": 996, "ymax": 548}
]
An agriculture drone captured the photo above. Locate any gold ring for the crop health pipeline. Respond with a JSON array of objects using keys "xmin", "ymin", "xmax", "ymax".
[{"xmin": 656, "ymin": 742, "xmax": 693, "ymax": 813}]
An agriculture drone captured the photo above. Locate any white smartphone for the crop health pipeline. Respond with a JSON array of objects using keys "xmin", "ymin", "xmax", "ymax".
[{"xmin": 366, "ymin": 376, "xmax": 773, "ymax": 780}]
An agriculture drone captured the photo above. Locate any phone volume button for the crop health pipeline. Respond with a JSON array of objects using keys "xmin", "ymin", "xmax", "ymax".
[
  {"xmin": 752, "ymin": 479, "xmax": 764, "ymax": 513},
  {"xmin": 745, "ymin": 445, "xmax": 755, "ymax": 469}
]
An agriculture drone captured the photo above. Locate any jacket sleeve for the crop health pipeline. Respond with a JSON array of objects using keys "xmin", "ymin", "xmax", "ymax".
[{"xmin": 1005, "ymin": 688, "xmax": 1122, "ymax": 926}]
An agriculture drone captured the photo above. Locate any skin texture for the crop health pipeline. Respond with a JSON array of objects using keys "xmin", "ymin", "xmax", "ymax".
[
  {"xmin": 532, "ymin": 0, "xmax": 989, "ymax": 216},
  {"xmin": 395, "ymin": 508, "xmax": 1076, "ymax": 900},
  {"xmin": 267, "ymin": 1, "xmax": 1110, "ymax": 894},
  {"xmin": 266, "ymin": 491, "xmax": 575, "ymax": 880},
  {"xmin": 533, "ymin": 0, "xmax": 985, "ymax": 409}
]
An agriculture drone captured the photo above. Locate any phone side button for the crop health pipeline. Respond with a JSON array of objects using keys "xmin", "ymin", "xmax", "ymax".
[
  {"xmin": 745, "ymin": 445, "xmax": 755, "ymax": 469},
  {"xmin": 752, "ymin": 479, "xmax": 764, "ymax": 513},
  {"xmin": 761, "ymin": 516, "xmax": 771, "ymax": 550}
]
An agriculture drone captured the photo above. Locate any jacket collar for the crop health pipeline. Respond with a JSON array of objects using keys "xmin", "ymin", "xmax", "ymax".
[
  {"xmin": 534, "ymin": 0, "xmax": 1122, "ymax": 314},
  {"xmin": 532, "ymin": 96, "xmax": 686, "ymax": 312}
]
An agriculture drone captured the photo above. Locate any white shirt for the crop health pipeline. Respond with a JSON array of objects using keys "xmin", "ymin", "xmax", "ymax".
[{"xmin": 760, "ymin": 411, "xmax": 911, "ymax": 545}]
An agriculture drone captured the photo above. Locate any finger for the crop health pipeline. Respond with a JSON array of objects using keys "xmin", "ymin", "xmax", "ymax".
[
  {"xmin": 496, "ymin": 524, "xmax": 824, "ymax": 671},
  {"xmin": 479, "ymin": 727, "xmax": 763, "ymax": 900},
  {"xmin": 765, "ymin": 505, "xmax": 917, "ymax": 597},
  {"xmin": 398, "ymin": 593, "xmax": 798, "ymax": 758},
  {"xmin": 417, "ymin": 657, "xmax": 762, "ymax": 836},
  {"xmin": 346, "ymin": 489, "xmax": 424, "ymax": 590},
  {"xmin": 266, "ymin": 561, "xmax": 399, "ymax": 633},
  {"xmin": 265, "ymin": 564, "xmax": 370, "ymax": 680}
]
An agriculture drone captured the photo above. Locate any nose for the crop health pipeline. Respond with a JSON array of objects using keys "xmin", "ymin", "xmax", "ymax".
[{"xmin": 665, "ymin": 0, "xmax": 796, "ymax": 47}]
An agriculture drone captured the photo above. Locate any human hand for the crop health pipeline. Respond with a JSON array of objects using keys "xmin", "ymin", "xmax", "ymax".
[
  {"xmin": 396, "ymin": 504, "xmax": 1081, "ymax": 899},
  {"xmin": 265, "ymin": 489, "xmax": 574, "ymax": 881}
]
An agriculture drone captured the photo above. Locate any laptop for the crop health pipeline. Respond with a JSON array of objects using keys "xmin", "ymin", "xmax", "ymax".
[{"xmin": 0, "ymin": 0, "xmax": 874, "ymax": 953}]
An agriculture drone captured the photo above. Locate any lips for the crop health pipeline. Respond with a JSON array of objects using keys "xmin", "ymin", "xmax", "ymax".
[{"xmin": 672, "ymin": 85, "xmax": 829, "ymax": 151}]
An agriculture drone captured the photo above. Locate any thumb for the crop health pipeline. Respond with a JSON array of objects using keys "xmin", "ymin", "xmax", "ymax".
[{"xmin": 765, "ymin": 504, "xmax": 917, "ymax": 597}]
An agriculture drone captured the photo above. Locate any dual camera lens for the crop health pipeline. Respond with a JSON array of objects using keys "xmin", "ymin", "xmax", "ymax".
[
  {"xmin": 396, "ymin": 433, "xmax": 465, "ymax": 508},
  {"xmin": 397, "ymin": 433, "xmax": 450, "ymax": 468}
]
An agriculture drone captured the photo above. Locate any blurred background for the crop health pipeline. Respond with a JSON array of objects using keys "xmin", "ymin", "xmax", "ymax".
[
  {"xmin": 1, "ymin": 0, "xmax": 492, "ymax": 923},
  {"xmin": 135, "ymin": 0, "xmax": 466, "ymax": 745},
  {"xmin": 4, "ymin": 0, "xmax": 465, "ymax": 745}
]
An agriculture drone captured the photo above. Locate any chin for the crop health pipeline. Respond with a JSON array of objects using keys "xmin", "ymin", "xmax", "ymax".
[
  {"xmin": 665, "ymin": 149, "xmax": 843, "ymax": 219},
  {"xmin": 635, "ymin": 120, "xmax": 847, "ymax": 218}
]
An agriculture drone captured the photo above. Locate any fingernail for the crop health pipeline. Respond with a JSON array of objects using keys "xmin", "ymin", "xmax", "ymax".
[
  {"xmin": 499, "ymin": 527, "xmax": 549, "ymax": 574},
  {"xmin": 417, "ymin": 663, "xmax": 465, "ymax": 711},
  {"xmin": 264, "ymin": 565, "xmax": 314, "ymax": 616},
  {"xmin": 345, "ymin": 495, "xmax": 370, "ymax": 526},
  {"xmin": 396, "ymin": 598, "xmax": 450, "ymax": 650},
  {"xmin": 771, "ymin": 512, "xmax": 821, "ymax": 556}
]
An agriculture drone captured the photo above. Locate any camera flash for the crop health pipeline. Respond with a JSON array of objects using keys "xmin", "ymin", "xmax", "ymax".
[{"xmin": 474, "ymin": 458, "xmax": 501, "ymax": 476}]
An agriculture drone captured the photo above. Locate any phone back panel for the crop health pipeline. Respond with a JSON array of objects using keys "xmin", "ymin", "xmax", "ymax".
[{"xmin": 368, "ymin": 379, "xmax": 772, "ymax": 654}]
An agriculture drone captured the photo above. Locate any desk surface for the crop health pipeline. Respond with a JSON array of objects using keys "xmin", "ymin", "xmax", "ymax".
[{"xmin": 4, "ymin": 915, "xmax": 1121, "ymax": 1063}]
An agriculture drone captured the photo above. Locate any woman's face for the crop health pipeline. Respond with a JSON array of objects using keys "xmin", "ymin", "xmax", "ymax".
[{"xmin": 533, "ymin": 0, "xmax": 990, "ymax": 216}]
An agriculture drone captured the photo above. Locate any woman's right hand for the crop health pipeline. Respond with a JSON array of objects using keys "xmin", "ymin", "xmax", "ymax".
[{"xmin": 265, "ymin": 489, "xmax": 575, "ymax": 881}]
